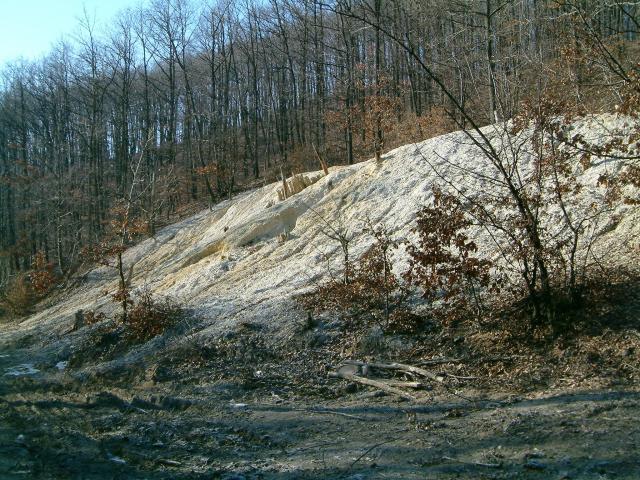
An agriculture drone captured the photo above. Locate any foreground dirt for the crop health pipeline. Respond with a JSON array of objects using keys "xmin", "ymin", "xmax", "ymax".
[{"xmin": 1, "ymin": 343, "xmax": 639, "ymax": 480}]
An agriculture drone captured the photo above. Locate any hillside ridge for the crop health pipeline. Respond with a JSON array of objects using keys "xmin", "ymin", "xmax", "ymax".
[{"xmin": 1, "ymin": 116, "xmax": 638, "ymax": 359}]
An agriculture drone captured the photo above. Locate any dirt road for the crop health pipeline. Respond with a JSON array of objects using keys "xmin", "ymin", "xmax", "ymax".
[{"xmin": 1, "ymin": 343, "xmax": 639, "ymax": 480}]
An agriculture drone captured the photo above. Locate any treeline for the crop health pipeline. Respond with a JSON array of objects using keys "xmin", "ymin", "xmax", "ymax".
[{"xmin": 0, "ymin": 0, "xmax": 637, "ymax": 284}]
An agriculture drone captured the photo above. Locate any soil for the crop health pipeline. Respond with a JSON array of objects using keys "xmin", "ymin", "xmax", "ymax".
[{"xmin": 1, "ymin": 320, "xmax": 640, "ymax": 480}]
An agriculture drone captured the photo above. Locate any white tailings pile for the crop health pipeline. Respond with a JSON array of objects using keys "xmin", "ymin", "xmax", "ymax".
[{"xmin": 1, "ymin": 115, "xmax": 638, "ymax": 356}]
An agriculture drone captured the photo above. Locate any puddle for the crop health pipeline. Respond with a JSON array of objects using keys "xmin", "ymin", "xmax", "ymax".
[
  {"xmin": 4, "ymin": 364, "xmax": 40, "ymax": 376},
  {"xmin": 55, "ymin": 361, "xmax": 68, "ymax": 371}
]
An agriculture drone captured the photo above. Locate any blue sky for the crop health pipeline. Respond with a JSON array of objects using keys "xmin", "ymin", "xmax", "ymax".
[{"xmin": 0, "ymin": 0, "xmax": 138, "ymax": 66}]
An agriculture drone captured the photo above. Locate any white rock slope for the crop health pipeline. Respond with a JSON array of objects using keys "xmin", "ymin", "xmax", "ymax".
[{"xmin": 2, "ymin": 116, "xmax": 638, "ymax": 348}]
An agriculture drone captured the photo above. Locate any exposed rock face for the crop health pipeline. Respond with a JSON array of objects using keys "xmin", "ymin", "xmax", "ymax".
[{"xmin": 2, "ymin": 116, "xmax": 637, "ymax": 360}]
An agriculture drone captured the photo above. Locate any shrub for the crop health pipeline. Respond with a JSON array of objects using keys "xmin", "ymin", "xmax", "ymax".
[
  {"xmin": 405, "ymin": 188, "xmax": 492, "ymax": 325},
  {"xmin": 126, "ymin": 289, "xmax": 182, "ymax": 342},
  {"xmin": 29, "ymin": 251, "xmax": 59, "ymax": 297},
  {"xmin": 301, "ymin": 225, "xmax": 410, "ymax": 331},
  {"xmin": 0, "ymin": 252, "xmax": 60, "ymax": 319},
  {"xmin": 0, "ymin": 274, "xmax": 37, "ymax": 317},
  {"xmin": 84, "ymin": 310, "xmax": 107, "ymax": 326}
]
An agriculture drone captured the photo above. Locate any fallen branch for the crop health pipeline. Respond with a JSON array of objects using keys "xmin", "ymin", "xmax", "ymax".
[
  {"xmin": 383, "ymin": 380, "xmax": 425, "ymax": 389},
  {"xmin": 329, "ymin": 371, "xmax": 418, "ymax": 401},
  {"xmin": 341, "ymin": 360, "xmax": 475, "ymax": 403},
  {"xmin": 343, "ymin": 360, "xmax": 445, "ymax": 383}
]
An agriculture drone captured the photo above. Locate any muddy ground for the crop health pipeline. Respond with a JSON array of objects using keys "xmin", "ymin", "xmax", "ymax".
[{"xmin": 1, "ymin": 332, "xmax": 639, "ymax": 480}]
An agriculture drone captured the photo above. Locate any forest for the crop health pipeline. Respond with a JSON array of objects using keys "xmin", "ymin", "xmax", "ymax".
[{"xmin": 0, "ymin": 0, "xmax": 637, "ymax": 288}]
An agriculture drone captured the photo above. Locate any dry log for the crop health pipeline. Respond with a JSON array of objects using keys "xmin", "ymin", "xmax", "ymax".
[
  {"xmin": 383, "ymin": 380, "xmax": 425, "ymax": 389},
  {"xmin": 329, "ymin": 371, "xmax": 418, "ymax": 401},
  {"xmin": 343, "ymin": 360, "xmax": 445, "ymax": 383}
]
